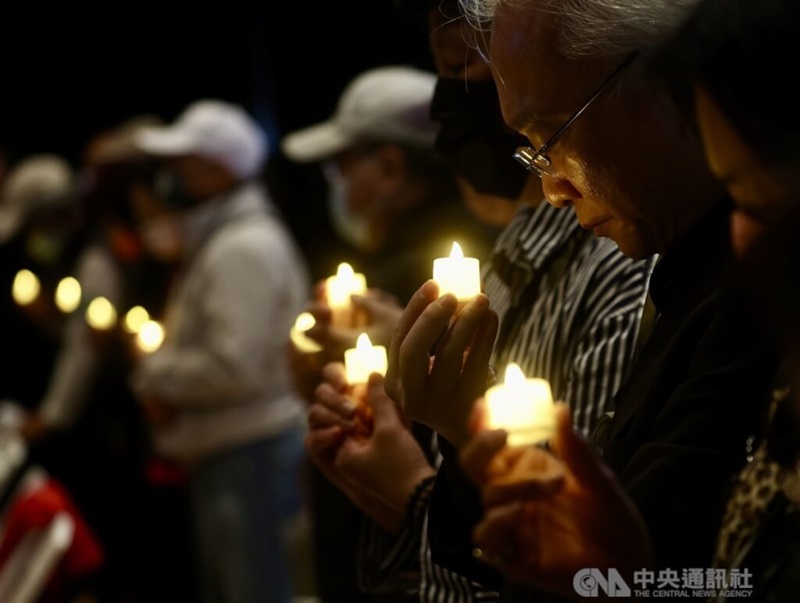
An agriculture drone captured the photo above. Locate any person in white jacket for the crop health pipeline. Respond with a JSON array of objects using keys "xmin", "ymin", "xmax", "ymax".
[{"xmin": 130, "ymin": 99, "xmax": 311, "ymax": 603}]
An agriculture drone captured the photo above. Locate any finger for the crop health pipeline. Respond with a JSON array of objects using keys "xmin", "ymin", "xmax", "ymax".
[
  {"xmin": 321, "ymin": 361, "xmax": 349, "ymax": 393},
  {"xmin": 313, "ymin": 383, "xmax": 357, "ymax": 418},
  {"xmin": 429, "ymin": 295, "xmax": 490, "ymax": 382},
  {"xmin": 385, "ymin": 280, "xmax": 440, "ymax": 396},
  {"xmin": 365, "ymin": 373, "xmax": 399, "ymax": 429},
  {"xmin": 394, "ymin": 294, "xmax": 459, "ymax": 410},
  {"xmin": 467, "ymin": 398, "xmax": 489, "ymax": 435},
  {"xmin": 307, "ymin": 403, "xmax": 353, "ymax": 430},
  {"xmin": 314, "ymin": 380, "xmax": 353, "ymax": 409},
  {"xmin": 482, "ymin": 472, "xmax": 564, "ymax": 507},
  {"xmin": 457, "ymin": 307, "xmax": 499, "ymax": 407},
  {"xmin": 473, "ymin": 502, "xmax": 524, "ymax": 561},
  {"xmin": 459, "ymin": 429, "xmax": 509, "ymax": 485},
  {"xmin": 304, "ymin": 425, "xmax": 345, "ymax": 459}
]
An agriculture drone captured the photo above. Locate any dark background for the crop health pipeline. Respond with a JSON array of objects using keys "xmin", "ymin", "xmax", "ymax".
[{"xmin": 0, "ymin": 3, "xmax": 434, "ymax": 278}]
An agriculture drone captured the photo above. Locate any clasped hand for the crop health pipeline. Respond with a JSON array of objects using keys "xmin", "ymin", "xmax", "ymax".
[{"xmin": 383, "ymin": 279, "xmax": 498, "ymax": 447}]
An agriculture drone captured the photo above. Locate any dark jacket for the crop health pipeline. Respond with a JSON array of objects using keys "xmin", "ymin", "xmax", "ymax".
[{"xmin": 426, "ymin": 199, "xmax": 779, "ymax": 600}]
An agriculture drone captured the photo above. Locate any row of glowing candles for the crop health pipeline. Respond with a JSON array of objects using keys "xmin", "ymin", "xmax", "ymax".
[
  {"xmin": 292, "ymin": 242, "xmax": 557, "ymax": 446},
  {"xmin": 11, "ymin": 269, "xmax": 165, "ymax": 354}
]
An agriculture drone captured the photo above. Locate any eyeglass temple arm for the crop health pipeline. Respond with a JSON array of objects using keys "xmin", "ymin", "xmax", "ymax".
[{"xmin": 538, "ymin": 52, "xmax": 639, "ymax": 157}]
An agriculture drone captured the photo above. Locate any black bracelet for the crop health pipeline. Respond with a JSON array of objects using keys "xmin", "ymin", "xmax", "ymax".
[{"xmin": 405, "ymin": 475, "xmax": 436, "ymax": 528}]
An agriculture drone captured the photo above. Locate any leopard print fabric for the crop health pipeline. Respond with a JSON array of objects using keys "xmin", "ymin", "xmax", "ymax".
[
  {"xmin": 712, "ymin": 387, "xmax": 793, "ymax": 570},
  {"xmin": 712, "ymin": 439, "xmax": 782, "ymax": 570}
]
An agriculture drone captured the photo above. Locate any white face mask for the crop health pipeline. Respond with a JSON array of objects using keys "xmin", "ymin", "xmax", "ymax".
[
  {"xmin": 322, "ymin": 162, "xmax": 372, "ymax": 252},
  {"xmin": 140, "ymin": 215, "xmax": 183, "ymax": 262}
]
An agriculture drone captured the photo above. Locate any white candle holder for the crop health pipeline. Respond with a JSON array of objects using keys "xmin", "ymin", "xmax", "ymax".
[
  {"xmin": 484, "ymin": 363, "xmax": 556, "ymax": 447},
  {"xmin": 433, "ymin": 242, "xmax": 481, "ymax": 301}
]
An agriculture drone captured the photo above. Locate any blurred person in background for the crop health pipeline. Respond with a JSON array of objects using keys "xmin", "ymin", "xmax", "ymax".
[
  {"xmin": 0, "ymin": 154, "xmax": 89, "ymax": 415},
  {"xmin": 14, "ymin": 115, "xmax": 191, "ymax": 603},
  {"xmin": 129, "ymin": 98, "xmax": 312, "ymax": 603},
  {"xmin": 281, "ymin": 64, "xmax": 498, "ymax": 603}
]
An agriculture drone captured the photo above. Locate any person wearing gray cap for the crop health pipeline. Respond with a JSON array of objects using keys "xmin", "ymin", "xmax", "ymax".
[
  {"xmin": 282, "ymin": 65, "xmax": 499, "ymax": 603},
  {"xmin": 128, "ymin": 99, "xmax": 312, "ymax": 603},
  {"xmin": 0, "ymin": 154, "xmax": 91, "ymax": 411}
]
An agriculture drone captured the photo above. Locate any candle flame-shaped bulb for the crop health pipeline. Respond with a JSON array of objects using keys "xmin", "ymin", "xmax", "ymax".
[
  {"xmin": 504, "ymin": 362, "xmax": 526, "ymax": 386},
  {"xmin": 295, "ymin": 312, "xmax": 316, "ymax": 332},
  {"xmin": 356, "ymin": 332, "xmax": 373, "ymax": 351},
  {"xmin": 344, "ymin": 332, "xmax": 388, "ymax": 384},
  {"xmin": 55, "ymin": 277, "xmax": 81, "ymax": 313},
  {"xmin": 337, "ymin": 262, "xmax": 355, "ymax": 279},
  {"xmin": 450, "ymin": 242, "xmax": 464, "ymax": 259},
  {"xmin": 290, "ymin": 312, "xmax": 323, "ymax": 353}
]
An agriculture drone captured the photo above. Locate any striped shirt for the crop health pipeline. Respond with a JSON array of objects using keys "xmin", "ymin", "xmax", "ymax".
[{"xmin": 358, "ymin": 202, "xmax": 655, "ymax": 602}]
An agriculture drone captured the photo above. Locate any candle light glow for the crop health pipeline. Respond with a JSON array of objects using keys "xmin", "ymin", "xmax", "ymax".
[
  {"xmin": 484, "ymin": 363, "xmax": 556, "ymax": 446},
  {"xmin": 432, "ymin": 242, "xmax": 481, "ymax": 301},
  {"xmin": 12, "ymin": 269, "xmax": 40, "ymax": 306},
  {"xmin": 290, "ymin": 312, "xmax": 324, "ymax": 354},
  {"xmin": 124, "ymin": 306, "xmax": 150, "ymax": 334},
  {"xmin": 136, "ymin": 320, "xmax": 165, "ymax": 353},
  {"xmin": 344, "ymin": 333, "xmax": 388, "ymax": 385},
  {"xmin": 325, "ymin": 262, "xmax": 368, "ymax": 327},
  {"xmin": 55, "ymin": 277, "xmax": 81, "ymax": 313},
  {"xmin": 85, "ymin": 297, "xmax": 117, "ymax": 331}
]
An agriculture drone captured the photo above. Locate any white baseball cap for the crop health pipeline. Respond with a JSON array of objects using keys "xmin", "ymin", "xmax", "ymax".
[
  {"xmin": 0, "ymin": 154, "xmax": 75, "ymax": 244},
  {"xmin": 134, "ymin": 99, "xmax": 268, "ymax": 179},
  {"xmin": 281, "ymin": 65, "xmax": 440, "ymax": 163}
]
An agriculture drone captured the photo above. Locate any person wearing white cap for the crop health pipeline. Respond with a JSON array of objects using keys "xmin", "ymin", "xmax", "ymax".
[
  {"xmin": 282, "ymin": 65, "xmax": 500, "ymax": 603},
  {"xmin": 128, "ymin": 99, "xmax": 312, "ymax": 603},
  {"xmin": 0, "ymin": 154, "xmax": 94, "ymax": 416},
  {"xmin": 282, "ymin": 65, "xmax": 497, "ymax": 301}
]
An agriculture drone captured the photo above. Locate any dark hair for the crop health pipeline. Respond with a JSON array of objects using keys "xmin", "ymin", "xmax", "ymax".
[{"xmin": 646, "ymin": 0, "xmax": 800, "ymax": 166}]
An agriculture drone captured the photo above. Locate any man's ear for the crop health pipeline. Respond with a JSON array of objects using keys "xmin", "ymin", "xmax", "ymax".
[{"xmin": 375, "ymin": 143, "xmax": 408, "ymax": 184}]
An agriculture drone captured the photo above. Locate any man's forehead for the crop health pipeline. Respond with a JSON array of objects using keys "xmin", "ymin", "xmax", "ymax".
[{"xmin": 489, "ymin": 3, "xmax": 612, "ymax": 127}]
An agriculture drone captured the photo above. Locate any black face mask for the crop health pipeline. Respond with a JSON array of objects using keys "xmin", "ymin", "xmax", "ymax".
[{"xmin": 431, "ymin": 78, "xmax": 530, "ymax": 200}]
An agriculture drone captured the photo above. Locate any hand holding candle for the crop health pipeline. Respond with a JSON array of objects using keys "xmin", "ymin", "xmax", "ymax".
[
  {"xmin": 326, "ymin": 262, "xmax": 368, "ymax": 327},
  {"xmin": 344, "ymin": 333, "xmax": 388, "ymax": 438},
  {"xmin": 484, "ymin": 363, "xmax": 556, "ymax": 447},
  {"xmin": 433, "ymin": 242, "xmax": 481, "ymax": 301}
]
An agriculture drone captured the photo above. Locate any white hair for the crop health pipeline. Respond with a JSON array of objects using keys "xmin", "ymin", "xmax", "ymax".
[{"xmin": 459, "ymin": 0, "xmax": 701, "ymax": 60}]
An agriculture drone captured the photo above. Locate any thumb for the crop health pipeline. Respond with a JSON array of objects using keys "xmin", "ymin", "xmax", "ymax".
[
  {"xmin": 551, "ymin": 404, "xmax": 616, "ymax": 493},
  {"xmin": 366, "ymin": 373, "xmax": 400, "ymax": 428}
]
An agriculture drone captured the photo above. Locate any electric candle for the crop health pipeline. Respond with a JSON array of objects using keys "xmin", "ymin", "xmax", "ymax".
[
  {"xmin": 432, "ymin": 242, "xmax": 481, "ymax": 301},
  {"xmin": 289, "ymin": 312, "xmax": 323, "ymax": 354},
  {"xmin": 136, "ymin": 320, "xmax": 165, "ymax": 354},
  {"xmin": 484, "ymin": 363, "xmax": 556, "ymax": 446},
  {"xmin": 325, "ymin": 262, "xmax": 368, "ymax": 327},
  {"xmin": 344, "ymin": 333, "xmax": 388, "ymax": 385},
  {"xmin": 54, "ymin": 277, "xmax": 81, "ymax": 313},
  {"xmin": 12, "ymin": 269, "xmax": 40, "ymax": 306},
  {"xmin": 85, "ymin": 297, "xmax": 117, "ymax": 331},
  {"xmin": 124, "ymin": 306, "xmax": 150, "ymax": 334}
]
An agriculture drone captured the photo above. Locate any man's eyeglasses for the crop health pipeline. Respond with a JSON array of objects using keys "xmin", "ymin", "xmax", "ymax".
[{"xmin": 513, "ymin": 53, "xmax": 639, "ymax": 178}]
